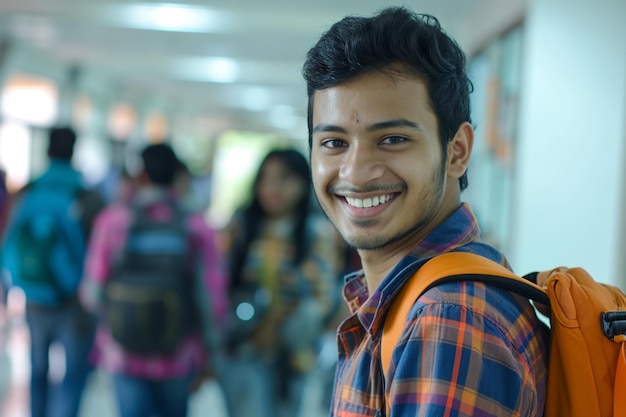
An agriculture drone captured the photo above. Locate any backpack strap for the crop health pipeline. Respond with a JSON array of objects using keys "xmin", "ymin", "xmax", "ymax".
[
  {"xmin": 616, "ymin": 343, "xmax": 626, "ymax": 417},
  {"xmin": 382, "ymin": 251, "xmax": 626, "ymax": 417},
  {"xmin": 381, "ymin": 251, "xmax": 547, "ymax": 376}
]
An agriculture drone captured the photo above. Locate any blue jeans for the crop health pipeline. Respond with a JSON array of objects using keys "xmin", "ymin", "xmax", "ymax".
[
  {"xmin": 219, "ymin": 353, "xmax": 306, "ymax": 417},
  {"xmin": 219, "ymin": 355, "xmax": 276, "ymax": 417},
  {"xmin": 112, "ymin": 372, "xmax": 194, "ymax": 417},
  {"xmin": 25, "ymin": 301, "xmax": 96, "ymax": 417}
]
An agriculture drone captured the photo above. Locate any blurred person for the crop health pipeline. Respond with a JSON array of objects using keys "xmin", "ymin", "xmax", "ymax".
[
  {"xmin": 219, "ymin": 148, "xmax": 345, "ymax": 417},
  {"xmin": 0, "ymin": 167, "xmax": 9, "ymax": 348},
  {"xmin": 172, "ymin": 158, "xmax": 208, "ymax": 211},
  {"xmin": 95, "ymin": 139, "xmax": 129, "ymax": 204},
  {"xmin": 0, "ymin": 168, "xmax": 8, "ymax": 238},
  {"xmin": 303, "ymin": 6, "xmax": 549, "ymax": 416},
  {"xmin": 1, "ymin": 126, "xmax": 106, "ymax": 417},
  {"xmin": 0, "ymin": 168, "xmax": 9, "ymax": 304},
  {"xmin": 79, "ymin": 143, "xmax": 228, "ymax": 417}
]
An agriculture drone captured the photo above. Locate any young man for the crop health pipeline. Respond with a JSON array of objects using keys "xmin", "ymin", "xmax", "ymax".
[{"xmin": 302, "ymin": 7, "xmax": 549, "ymax": 417}]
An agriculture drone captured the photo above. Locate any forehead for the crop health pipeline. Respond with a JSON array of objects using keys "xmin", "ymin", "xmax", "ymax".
[
  {"xmin": 259, "ymin": 157, "xmax": 300, "ymax": 180},
  {"xmin": 260, "ymin": 157, "xmax": 287, "ymax": 174},
  {"xmin": 311, "ymin": 71, "xmax": 434, "ymax": 126}
]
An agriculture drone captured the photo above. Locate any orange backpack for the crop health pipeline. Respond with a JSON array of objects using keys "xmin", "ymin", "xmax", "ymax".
[{"xmin": 382, "ymin": 251, "xmax": 626, "ymax": 417}]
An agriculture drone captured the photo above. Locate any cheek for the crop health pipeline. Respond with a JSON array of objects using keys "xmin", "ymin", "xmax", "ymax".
[
  {"xmin": 311, "ymin": 175, "xmax": 324, "ymax": 199},
  {"xmin": 287, "ymin": 183, "xmax": 306, "ymax": 205},
  {"xmin": 311, "ymin": 154, "xmax": 333, "ymax": 193}
]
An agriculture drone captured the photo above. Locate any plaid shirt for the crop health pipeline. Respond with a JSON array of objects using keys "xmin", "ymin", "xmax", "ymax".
[{"xmin": 331, "ymin": 203, "xmax": 549, "ymax": 417}]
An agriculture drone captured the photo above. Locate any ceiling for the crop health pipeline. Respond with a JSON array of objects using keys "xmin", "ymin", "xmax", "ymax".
[{"xmin": 0, "ymin": 0, "xmax": 526, "ymax": 139}]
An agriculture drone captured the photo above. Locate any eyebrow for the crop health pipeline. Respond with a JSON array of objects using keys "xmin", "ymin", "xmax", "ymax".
[
  {"xmin": 311, "ymin": 118, "xmax": 422, "ymax": 135},
  {"xmin": 367, "ymin": 119, "xmax": 423, "ymax": 132},
  {"xmin": 311, "ymin": 123, "xmax": 347, "ymax": 134}
]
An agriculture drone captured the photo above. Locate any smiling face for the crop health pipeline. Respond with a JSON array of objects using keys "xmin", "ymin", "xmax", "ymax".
[{"xmin": 310, "ymin": 69, "xmax": 472, "ymax": 260}]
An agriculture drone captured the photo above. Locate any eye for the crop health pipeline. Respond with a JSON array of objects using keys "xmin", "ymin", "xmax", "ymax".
[
  {"xmin": 380, "ymin": 135, "xmax": 407, "ymax": 145},
  {"xmin": 321, "ymin": 138, "xmax": 347, "ymax": 148}
]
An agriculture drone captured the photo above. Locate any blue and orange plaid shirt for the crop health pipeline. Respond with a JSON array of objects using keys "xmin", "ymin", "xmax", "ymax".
[{"xmin": 331, "ymin": 203, "xmax": 549, "ymax": 417}]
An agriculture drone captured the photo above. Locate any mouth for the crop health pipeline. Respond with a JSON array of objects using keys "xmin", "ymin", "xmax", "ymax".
[{"xmin": 343, "ymin": 193, "xmax": 396, "ymax": 208}]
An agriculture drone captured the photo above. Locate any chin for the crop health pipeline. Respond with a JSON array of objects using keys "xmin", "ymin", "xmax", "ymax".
[{"xmin": 345, "ymin": 234, "xmax": 392, "ymax": 251}]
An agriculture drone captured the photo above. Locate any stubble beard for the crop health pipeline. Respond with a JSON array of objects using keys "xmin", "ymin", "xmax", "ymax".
[{"xmin": 332, "ymin": 165, "xmax": 446, "ymax": 251}]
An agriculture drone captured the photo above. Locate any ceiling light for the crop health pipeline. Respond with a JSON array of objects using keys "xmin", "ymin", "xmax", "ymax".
[
  {"xmin": 100, "ymin": 3, "xmax": 230, "ymax": 33},
  {"xmin": 241, "ymin": 87, "xmax": 271, "ymax": 111},
  {"xmin": 269, "ymin": 105, "xmax": 298, "ymax": 130},
  {"xmin": 172, "ymin": 57, "xmax": 240, "ymax": 83}
]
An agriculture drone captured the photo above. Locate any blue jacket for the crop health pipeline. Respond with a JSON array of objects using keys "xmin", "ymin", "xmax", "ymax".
[{"xmin": 1, "ymin": 160, "xmax": 88, "ymax": 306}]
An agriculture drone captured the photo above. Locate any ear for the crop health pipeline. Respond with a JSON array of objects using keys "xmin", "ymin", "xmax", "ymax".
[{"xmin": 446, "ymin": 122, "xmax": 474, "ymax": 179}]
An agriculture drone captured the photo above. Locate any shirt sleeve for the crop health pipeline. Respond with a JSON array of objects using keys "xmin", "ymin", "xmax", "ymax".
[
  {"xmin": 388, "ymin": 301, "xmax": 539, "ymax": 417},
  {"xmin": 188, "ymin": 213, "xmax": 229, "ymax": 328},
  {"xmin": 79, "ymin": 206, "xmax": 128, "ymax": 312}
]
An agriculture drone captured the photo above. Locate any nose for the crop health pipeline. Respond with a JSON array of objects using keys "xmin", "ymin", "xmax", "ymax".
[{"xmin": 338, "ymin": 143, "xmax": 385, "ymax": 186}]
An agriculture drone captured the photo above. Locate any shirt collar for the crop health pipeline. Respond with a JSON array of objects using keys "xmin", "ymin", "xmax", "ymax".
[
  {"xmin": 343, "ymin": 202, "xmax": 483, "ymax": 335},
  {"xmin": 407, "ymin": 202, "xmax": 480, "ymax": 259}
]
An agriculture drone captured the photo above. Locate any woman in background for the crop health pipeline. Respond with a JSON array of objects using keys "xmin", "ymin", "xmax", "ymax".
[{"xmin": 219, "ymin": 148, "xmax": 345, "ymax": 417}]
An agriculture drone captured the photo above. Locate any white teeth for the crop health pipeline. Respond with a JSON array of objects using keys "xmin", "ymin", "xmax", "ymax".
[{"xmin": 345, "ymin": 194, "xmax": 391, "ymax": 208}]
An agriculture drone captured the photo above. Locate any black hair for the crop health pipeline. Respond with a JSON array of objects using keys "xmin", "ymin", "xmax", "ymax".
[
  {"xmin": 229, "ymin": 148, "xmax": 312, "ymax": 287},
  {"xmin": 302, "ymin": 6, "xmax": 473, "ymax": 190},
  {"xmin": 140, "ymin": 143, "xmax": 179, "ymax": 186},
  {"xmin": 47, "ymin": 126, "xmax": 76, "ymax": 161}
]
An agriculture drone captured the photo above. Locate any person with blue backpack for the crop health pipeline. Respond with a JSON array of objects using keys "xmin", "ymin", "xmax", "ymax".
[{"xmin": 1, "ymin": 126, "xmax": 106, "ymax": 417}]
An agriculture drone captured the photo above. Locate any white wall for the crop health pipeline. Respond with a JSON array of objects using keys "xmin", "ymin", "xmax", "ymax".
[{"xmin": 511, "ymin": 0, "xmax": 626, "ymax": 285}]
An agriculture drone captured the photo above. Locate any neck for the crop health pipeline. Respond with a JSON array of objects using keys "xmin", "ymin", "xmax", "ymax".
[
  {"xmin": 357, "ymin": 239, "xmax": 413, "ymax": 292},
  {"xmin": 265, "ymin": 210, "xmax": 297, "ymax": 222},
  {"xmin": 358, "ymin": 196, "xmax": 463, "ymax": 293}
]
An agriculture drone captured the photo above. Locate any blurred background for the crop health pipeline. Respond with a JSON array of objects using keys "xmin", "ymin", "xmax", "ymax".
[{"xmin": 0, "ymin": 0, "xmax": 625, "ymax": 415}]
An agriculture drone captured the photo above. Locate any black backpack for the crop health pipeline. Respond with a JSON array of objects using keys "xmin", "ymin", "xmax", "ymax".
[{"xmin": 103, "ymin": 201, "xmax": 197, "ymax": 355}]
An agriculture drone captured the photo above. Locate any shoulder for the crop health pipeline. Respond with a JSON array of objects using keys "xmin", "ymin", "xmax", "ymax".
[
  {"xmin": 417, "ymin": 281, "xmax": 535, "ymax": 330},
  {"xmin": 410, "ymin": 281, "xmax": 547, "ymax": 364},
  {"xmin": 390, "ymin": 285, "xmax": 546, "ymax": 417},
  {"xmin": 185, "ymin": 210, "xmax": 211, "ymax": 231},
  {"xmin": 93, "ymin": 203, "xmax": 131, "ymax": 227}
]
